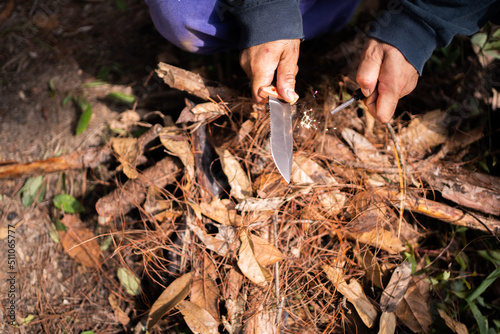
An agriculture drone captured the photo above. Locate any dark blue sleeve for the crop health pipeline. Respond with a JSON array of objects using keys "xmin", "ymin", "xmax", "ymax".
[
  {"xmin": 229, "ymin": 0, "xmax": 304, "ymax": 49},
  {"xmin": 367, "ymin": 0, "xmax": 500, "ymax": 75}
]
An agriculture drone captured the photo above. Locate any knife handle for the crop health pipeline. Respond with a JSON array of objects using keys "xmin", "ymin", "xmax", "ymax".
[{"xmin": 258, "ymin": 86, "xmax": 281, "ymax": 101}]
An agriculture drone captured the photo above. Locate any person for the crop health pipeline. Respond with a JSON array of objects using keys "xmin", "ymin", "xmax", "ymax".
[{"xmin": 145, "ymin": 0, "xmax": 500, "ymax": 123}]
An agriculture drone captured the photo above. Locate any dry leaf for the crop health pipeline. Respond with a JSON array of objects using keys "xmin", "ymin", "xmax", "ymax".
[
  {"xmin": 187, "ymin": 215, "xmax": 237, "ymax": 256},
  {"xmin": 401, "ymin": 110, "xmax": 448, "ymax": 159},
  {"xmin": 191, "ymin": 255, "xmax": 220, "ymax": 322},
  {"xmin": 346, "ymin": 228, "xmax": 405, "ymax": 254},
  {"xmin": 58, "ymin": 215, "xmax": 102, "ymax": 268},
  {"xmin": 159, "ymin": 126, "xmax": 195, "ymax": 183},
  {"xmin": 216, "ymin": 148, "xmax": 252, "ymax": 201},
  {"xmin": 223, "ymin": 268, "xmax": 245, "ymax": 334},
  {"xmin": 395, "ymin": 279, "xmax": 432, "ymax": 333},
  {"xmin": 108, "ymin": 294, "xmax": 130, "ymax": 326},
  {"xmin": 342, "ymin": 128, "xmax": 390, "ymax": 165},
  {"xmin": 237, "ymin": 119, "xmax": 255, "ymax": 143},
  {"xmin": 254, "ymin": 172, "xmax": 287, "ymax": 198},
  {"xmin": 111, "ymin": 137, "xmax": 140, "ymax": 179},
  {"xmin": 147, "ymin": 272, "xmax": 192, "ymax": 330},
  {"xmin": 177, "ymin": 100, "xmax": 224, "ymax": 124},
  {"xmin": 237, "ymin": 230, "xmax": 272, "ymax": 286},
  {"xmin": 250, "ymin": 234, "xmax": 285, "ymax": 266},
  {"xmin": 437, "ymin": 308, "xmax": 469, "ymax": 334},
  {"xmin": 198, "ymin": 198, "xmax": 241, "ymax": 226},
  {"xmin": 235, "ymin": 197, "xmax": 284, "ymax": 212},
  {"xmin": 354, "ymin": 248, "xmax": 384, "ymax": 289},
  {"xmin": 177, "ymin": 300, "xmax": 218, "ymax": 334},
  {"xmin": 323, "ymin": 264, "xmax": 378, "ymax": 328},
  {"xmin": 378, "ymin": 311, "xmax": 396, "ymax": 334},
  {"xmin": 380, "ymin": 261, "xmax": 412, "ymax": 312}
]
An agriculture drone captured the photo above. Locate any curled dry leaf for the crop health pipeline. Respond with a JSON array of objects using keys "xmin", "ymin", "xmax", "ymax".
[
  {"xmin": 216, "ymin": 148, "xmax": 252, "ymax": 201},
  {"xmin": 342, "ymin": 128, "xmax": 390, "ymax": 165},
  {"xmin": 58, "ymin": 214, "xmax": 102, "ymax": 268},
  {"xmin": 237, "ymin": 230, "xmax": 272, "ymax": 286},
  {"xmin": 291, "ymin": 155, "xmax": 346, "ymax": 215},
  {"xmin": 108, "ymin": 294, "xmax": 130, "ymax": 326},
  {"xmin": 437, "ymin": 308, "xmax": 469, "ymax": 334},
  {"xmin": 177, "ymin": 100, "xmax": 224, "ymax": 124},
  {"xmin": 250, "ymin": 234, "xmax": 285, "ymax": 266},
  {"xmin": 401, "ymin": 110, "xmax": 448, "ymax": 159},
  {"xmin": 395, "ymin": 278, "xmax": 432, "ymax": 333},
  {"xmin": 191, "ymin": 254, "xmax": 220, "ymax": 322},
  {"xmin": 177, "ymin": 300, "xmax": 218, "ymax": 334},
  {"xmin": 198, "ymin": 198, "xmax": 241, "ymax": 227},
  {"xmin": 111, "ymin": 137, "xmax": 140, "ymax": 179},
  {"xmin": 380, "ymin": 261, "xmax": 412, "ymax": 313},
  {"xmin": 235, "ymin": 197, "xmax": 284, "ymax": 212},
  {"xmin": 378, "ymin": 312, "xmax": 397, "ymax": 334},
  {"xmin": 159, "ymin": 126, "xmax": 195, "ymax": 183},
  {"xmin": 147, "ymin": 272, "xmax": 192, "ymax": 330},
  {"xmin": 323, "ymin": 264, "xmax": 378, "ymax": 328},
  {"xmin": 187, "ymin": 214, "xmax": 237, "ymax": 256}
]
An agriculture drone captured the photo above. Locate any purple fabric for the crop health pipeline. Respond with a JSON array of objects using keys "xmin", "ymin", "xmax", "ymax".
[{"xmin": 146, "ymin": 0, "xmax": 361, "ymax": 54}]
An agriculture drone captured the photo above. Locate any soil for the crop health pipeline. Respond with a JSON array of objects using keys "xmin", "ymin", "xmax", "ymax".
[{"xmin": 0, "ymin": 0, "xmax": 499, "ymax": 333}]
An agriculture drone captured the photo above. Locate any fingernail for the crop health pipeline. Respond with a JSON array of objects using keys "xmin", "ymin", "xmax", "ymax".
[
  {"xmin": 361, "ymin": 88, "xmax": 371, "ymax": 98},
  {"xmin": 286, "ymin": 89, "xmax": 297, "ymax": 103}
]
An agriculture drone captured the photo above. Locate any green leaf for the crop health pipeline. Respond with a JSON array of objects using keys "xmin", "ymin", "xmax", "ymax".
[
  {"xmin": 80, "ymin": 331, "xmax": 95, "ymax": 334},
  {"xmin": 117, "ymin": 267, "xmax": 141, "ymax": 296},
  {"xmin": 19, "ymin": 176, "xmax": 44, "ymax": 207},
  {"xmin": 82, "ymin": 80, "xmax": 106, "ymax": 87},
  {"xmin": 107, "ymin": 92, "xmax": 136, "ymax": 105},
  {"xmin": 48, "ymin": 222, "xmax": 60, "ymax": 243},
  {"xmin": 471, "ymin": 32, "xmax": 488, "ymax": 48},
  {"xmin": 478, "ymin": 250, "xmax": 500, "ymax": 266},
  {"xmin": 52, "ymin": 194, "xmax": 85, "ymax": 213},
  {"xmin": 48, "ymin": 79, "xmax": 55, "ymax": 98},
  {"xmin": 466, "ymin": 267, "xmax": 500, "ymax": 302},
  {"xmin": 100, "ymin": 235, "xmax": 113, "ymax": 251},
  {"xmin": 467, "ymin": 299, "xmax": 488, "ymax": 334},
  {"xmin": 75, "ymin": 99, "xmax": 92, "ymax": 135},
  {"xmin": 21, "ymin": 314, "xmax": 35, "ymax": 325},
  {"xmin": 53, "ymin": 218, "xmax": 67, "ymax": 231},
  {"xmin": 62, "ymin": 95, "xmax": 73, "ymax": 106}
]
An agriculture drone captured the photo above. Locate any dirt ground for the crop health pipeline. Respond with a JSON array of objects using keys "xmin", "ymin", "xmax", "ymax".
[{"xmin": 1, "ymin": 0, "xmax": 499, "ymax": 333}]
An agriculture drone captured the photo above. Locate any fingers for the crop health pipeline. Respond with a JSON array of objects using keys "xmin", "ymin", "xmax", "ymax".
[
  {"xmin": 357, "ymin": 38, "xmax": 419, "ymax": 123},
  {"xmin": 240, "ymin": 39, "xmax": 300, "ymax": 104}
]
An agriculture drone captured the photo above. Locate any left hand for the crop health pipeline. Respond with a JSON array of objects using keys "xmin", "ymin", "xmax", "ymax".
[{"xmin": 356, "ymin": 38, "xmax": 419, "ymax": 123}]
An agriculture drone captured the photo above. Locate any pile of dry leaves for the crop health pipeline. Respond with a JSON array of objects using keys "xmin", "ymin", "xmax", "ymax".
[{"xmin": 1, "ymin": 61, "xmax": 499, "ymax": 333}]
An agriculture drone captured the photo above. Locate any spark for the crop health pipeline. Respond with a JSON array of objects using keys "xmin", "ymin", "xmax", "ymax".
[{"xmin": 300, "ymin": 108, "xmax": 319, "ymax": 130}]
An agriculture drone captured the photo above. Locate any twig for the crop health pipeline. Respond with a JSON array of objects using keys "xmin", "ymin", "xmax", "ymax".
[
  {"xmin": 273, "ymin": 214, "xmax": 281, "ymax": 325},
  {"xmin": 386, "ymin": 123, "xmax": 406, "ymax": 238}
]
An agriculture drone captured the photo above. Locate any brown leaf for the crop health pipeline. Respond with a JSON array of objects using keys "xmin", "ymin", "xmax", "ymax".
[
  {"xmin": 147, "ymin": 272, "xmax": 192, "ymax": 330},
  {"xmin": 176, "ymin": 100, "xmax": 224, "ymax": 124},
  {"xmin": 250, "ymin": 234, "xmax": 285, "ymax": 266},
  {"xmin": 191, "ymin": 255, "xmax": 220, "ymax": 322},
  {"xmin": 242, "ymin": 303, "xmax": 277, "ymax": 334},
  {"xmin": 354, "ymin": 248, "xmax": 384, "ymax": 289},
  {"xmin": 58, "ymin": 215, "xmax": 102, "ymax": 268},
  {"xmin": 323, "ymin": 264, "xmax": 378, "ymax": 328},
  {"xmin": 380, "ymin": 261, "xmax": 412, "ymax": 312},
  {"xmin": 177, "ymin": 300, "xmax": 218, "ymax": 334},
  {"xmin": 346, "ymin": 228, "xmax": 405, "ymax": 254},
  {"xmin": 437, "ymin": 308, "xmax": 469, "ymax": 334},
  {"xmin": 223, "ymin": 268, "xmax": 245, "ymax": 334},
  {"xmin": 216, "ymin": 148, "xmax": 252, "ymax": 201},
  {"xmin": 342, "ymin": 128, "xmax": 390, "ymax": 165},
  {"xmin": 395, "ymin": 278, "xmax": 432, "ymax": 333},
  {"xmin": 186, "ymin": 214, "xmax": 237, "ymax": 256},
  {"xmin": 198, "ymin": 198, "xmax": 241, "ymax": 226},
  {"xmin": 378, "ymin": 312, "xmax": 397, "ymax": 334},
  {"xmin": 253, "ymin": 173, "xmax": 287, "ymax": 198},
  {"xmin": 111, "ymin": 137, "xmax": 140, "ymax": 179},
  {"xmin": 235, "ymin": 197, "xmax": 284, "ymax": 212},
  {"xmin": 401, "ymin": 110, "xmax": 448, "ymax": 159},
  {"xmin": 159, "ymin": 126, "xmax": 195, "ymax": 183},
  {"xmin": 108, "ymin": 294, "xmax": 130, "ymax": 326},
  {"xmin": 237, "ymin": 230, "xmax": 272, "ymax": 286}
]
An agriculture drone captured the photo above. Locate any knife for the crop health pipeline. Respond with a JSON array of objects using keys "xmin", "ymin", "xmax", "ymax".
[{"xmin": 258, "ymin": 86, "xmax": 294, "ymax": 183}]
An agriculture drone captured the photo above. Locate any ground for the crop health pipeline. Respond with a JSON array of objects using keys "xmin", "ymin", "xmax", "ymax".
[{"xmin": 1, "ymin": 1, "xmax": 499, "ymax": 334}]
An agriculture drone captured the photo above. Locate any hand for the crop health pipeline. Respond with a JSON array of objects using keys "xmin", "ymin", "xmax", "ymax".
[
  {"xmin": 240, "ymin": 39, "xmax": 301, "ymax": 104},
  {"xmin": 356, "ymin": 38, "xmax": 419, "ymax": 123}
]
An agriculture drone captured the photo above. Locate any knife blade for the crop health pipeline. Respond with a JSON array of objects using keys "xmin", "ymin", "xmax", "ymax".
[{"xmin": 269, "ymin": 96, "xmax": 293, "ymax": 183}]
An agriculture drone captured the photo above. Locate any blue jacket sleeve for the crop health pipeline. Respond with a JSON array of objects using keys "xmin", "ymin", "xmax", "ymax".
[
  {"xmin": 229, "ymin": 0, "xmax": 304, "ymax": 49},
  {"xmin": 367, "ymin": 0, "xmax": 500, "ymax": 75}
]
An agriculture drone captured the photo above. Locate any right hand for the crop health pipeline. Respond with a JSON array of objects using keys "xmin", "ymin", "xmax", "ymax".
[{"xmin": 240, "ymin": 39, "xmax": 301, "ymax": 104}]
